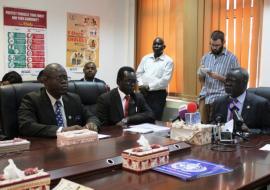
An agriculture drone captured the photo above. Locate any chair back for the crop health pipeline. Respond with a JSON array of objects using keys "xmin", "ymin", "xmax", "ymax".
[{"xmin": 0, "ymin": 81, "xmax": 107, "ymax": 138}]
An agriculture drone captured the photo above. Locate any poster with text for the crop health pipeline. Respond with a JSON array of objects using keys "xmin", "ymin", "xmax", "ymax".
[
  {"xmin": 3, "ymin": 7, "xmax": 47, "ymax": 77},
  {"xmin": 66, "ymin": 12, "xmax": 100, "ymax": 73}
]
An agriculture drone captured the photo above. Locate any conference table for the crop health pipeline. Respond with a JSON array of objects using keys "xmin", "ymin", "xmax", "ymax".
[{"xmin": 1, "ymin": 125, "xmax": 270, "ymax": 190}]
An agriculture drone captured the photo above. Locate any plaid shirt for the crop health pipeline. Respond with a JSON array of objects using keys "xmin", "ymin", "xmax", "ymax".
[{"xmin": 199, "ymin": 48, "xmax": 240, "ymax": 104}]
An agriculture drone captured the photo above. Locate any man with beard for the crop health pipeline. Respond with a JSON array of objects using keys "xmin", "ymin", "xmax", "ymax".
[
  {"xmin": 81, "ymin": 62, "xmax": 106, "ymax": 85},
  {"xmin": 136, "ymin": 37, "xmax": 173, "ymax": 120},
  {"xmin": 96, "ymin": 66, "xmax": 155, "ymax": 127},
  {"xmin": 18, "ymin": 63, "xmax": 100, "ymax": 137},
  {"xmin": 198, "ymin": 30, "xmax": 239, "ymax": 124},
  {"xmin": 212, "ymin": 67, "xmax": 270, "ymax": 132}
]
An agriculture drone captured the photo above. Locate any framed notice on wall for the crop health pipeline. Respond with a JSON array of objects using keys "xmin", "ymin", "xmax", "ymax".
[
  {"xmin": 3, "ymin": 7, "xmax": 47, "ymax": 77},
  {"xmin": 66, "ymin": 12, "xmax": 100, "ymax": 73}
]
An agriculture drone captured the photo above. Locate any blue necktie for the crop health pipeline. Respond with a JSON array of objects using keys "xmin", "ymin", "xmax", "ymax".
[{"xmin": 55, "ymin": 100, "xmax": 64, "ymax": 128}]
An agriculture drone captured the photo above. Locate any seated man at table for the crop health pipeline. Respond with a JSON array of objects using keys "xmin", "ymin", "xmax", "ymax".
[
  {"xmin": 18, "ymin": 63, "xmax": 100, "ymax": 137},
  {"xmin": 212, "ymin": 67, "xmax": 270, "ymax": 132},
  {"xmin": 96, "ymin": 66, "xmax": 155, "ymax": 127},
  {"xmin": 81, "ymin": 62, "xmax": 106, "ymax": 85}
]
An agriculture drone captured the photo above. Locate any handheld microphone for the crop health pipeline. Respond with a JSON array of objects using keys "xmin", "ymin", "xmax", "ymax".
[
  {"xmin": 171, "ymin": 102, "xmax": 198, "ymax": 123},
  {"xmin": 187, "ymin": 102, "xmax": 197, "ymax": 113},
  {"xmin": 171, "ymin": 105, "xmax": 187, "ymax": 122}
]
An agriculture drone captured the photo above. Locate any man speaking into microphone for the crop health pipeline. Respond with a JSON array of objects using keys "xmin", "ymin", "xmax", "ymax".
[{"xmin": 211, "ymin": 67, "xmax": 270, "ymax": 132}]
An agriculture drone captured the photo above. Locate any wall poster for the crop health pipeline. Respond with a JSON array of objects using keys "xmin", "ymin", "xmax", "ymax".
[
  {"xmin": 3, "ymin": 7, "xmax": 47, "ymax": 77},
  {"xmin": 66, "ymin": 12, "xmax": 100, "ymax": 73}
]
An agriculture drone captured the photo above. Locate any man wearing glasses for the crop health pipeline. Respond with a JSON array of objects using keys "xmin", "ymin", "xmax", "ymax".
[
  {"xmin": 198, "ymin": 30, "xmax": 240, "ymax": 124},
  {"xmin": 96, "ymin": 66, "xmax": 155, "ymax": 127},
  {"xmin": 18, "ymin": 63, "xmax": 100, "ymax": 137}
]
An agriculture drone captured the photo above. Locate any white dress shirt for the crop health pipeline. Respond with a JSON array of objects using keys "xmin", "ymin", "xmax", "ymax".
[{"xmin": 136, "ymin": 53, "xmax": 174, "ymax": 91}]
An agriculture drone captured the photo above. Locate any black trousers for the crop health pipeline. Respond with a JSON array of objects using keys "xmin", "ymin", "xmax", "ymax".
[{"xmin": 143, "ymin": 90, "xmax": 167, "ymax": 120}]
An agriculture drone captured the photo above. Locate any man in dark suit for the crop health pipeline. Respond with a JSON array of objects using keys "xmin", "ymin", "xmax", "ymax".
[
  {"xmin": 81, "ymin": 62, "xmax": 106, "ymax": 85},
  {"xmin": 96, "ymin": 66, "xmax": 155, "ymax": 127},
  {"xmin": 212, "ymin": 67, "xmax": 270, "ymax": 132},
  {"xmin": 18, "ymin": 63, "xmax": 100, "ymax": 137}
]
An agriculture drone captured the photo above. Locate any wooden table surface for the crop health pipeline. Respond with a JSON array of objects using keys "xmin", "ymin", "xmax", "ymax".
[
  {"xmin": 1, "ymin": 126, "xmax": 270, "ymax": 190},
  {"xmin": 74, "ymin": 134, "xmax": 270, "ymax": 190}
]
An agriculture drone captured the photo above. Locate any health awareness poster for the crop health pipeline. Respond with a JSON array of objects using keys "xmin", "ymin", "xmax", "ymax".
[
  {"xmin": 66, "ymin": 12, "xmax": 100, "ymax": 73},
  {"xmin": 3, "ymin": 7, "xmax": 47, "ymax": 77}
]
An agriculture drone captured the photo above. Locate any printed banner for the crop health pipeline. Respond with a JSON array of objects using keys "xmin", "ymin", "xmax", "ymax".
[
  {"xmin": 3, "ymin": 7, "xmax": 47, "ymax": 77},
  {"xmin": 66, "ymin": 13, "xmax": 100, "ymax": 72}
]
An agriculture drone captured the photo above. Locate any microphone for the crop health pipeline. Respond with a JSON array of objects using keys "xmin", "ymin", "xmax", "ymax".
[
  {"xmin": 187, "ymin": 102, "xmax": 197, "ymax": 113},
  {"xmin": 230, "ymin": 105, "xmax": 244, "ymax": 130},
  {"xmin": 213, "ymin": 114, "xmax": 224, "ymax": 143},
  {"xmin": 215, "ymin": 114, "xmax": 224, "ymax": 125},
  {"xmin": 185, "ymin": 102, "xmax": 200, "ymax": 125},
  {"xmin": 171, "ymin": 102, "xmax": 198, "ymax": 123},
  {"xmin": 171, "ymin": 105, "xmax": 187, "ymax": 122}
]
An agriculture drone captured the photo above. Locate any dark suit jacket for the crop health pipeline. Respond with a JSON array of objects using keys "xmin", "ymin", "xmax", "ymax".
[
  {"xmin": 212, "ymin": 92, "xmax": 270, "ymax": 130},
  {"xmin": 96, "ymin": 88, "xmax": 155, "ymax": 126},
  {"xmin": 18, "ymin": 88, "xmax": 100, "ymax": 137},
  {"xmin": 80, "ymin": 77, "xmax": 106, "ymax": 85}
]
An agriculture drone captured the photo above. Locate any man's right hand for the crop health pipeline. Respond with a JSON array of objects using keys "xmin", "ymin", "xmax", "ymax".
[{"xmin": 62, "ymin": 125, "xmax": 82, "ymax": 132}]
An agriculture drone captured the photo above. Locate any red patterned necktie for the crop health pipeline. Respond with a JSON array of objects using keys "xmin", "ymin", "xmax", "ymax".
[{"xmin": 124, "ymin": 95, "xmax": 130, "ymax": 117}]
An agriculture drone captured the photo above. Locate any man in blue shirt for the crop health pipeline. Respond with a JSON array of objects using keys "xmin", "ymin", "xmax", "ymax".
[{"xmin": 198, "ymin": 30, "xmax": 239, "ymax": 123}]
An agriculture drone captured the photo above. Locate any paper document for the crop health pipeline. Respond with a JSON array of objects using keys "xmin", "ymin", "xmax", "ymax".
[
  {"xmin": 124, "ymin": 127, "xmax": 153, "ymax": 134},
  {"xmin": 222, "ymin": 119, "xmax": 234, "ymax": 133},
  {"xmin": 98, "ymin": 134, "xmax": 111, "ymax": 139},
  {"xmin": 260, "ymin": 144, "xmax": 270, "ymax": 151},
  {"xmin": 124, "ymin": 123, "xmax": 170, "ymax": 136},
  {"xmin": 53, "ymin": 178, "xmax": 94, "ymax": 190}
]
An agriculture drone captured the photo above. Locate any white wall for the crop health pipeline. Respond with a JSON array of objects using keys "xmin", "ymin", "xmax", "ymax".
[
  {"xmin": 0, "ymin": 0, "xmax": 135, "ymax": 88},
  {"xmin": 259, "ymin": 0, "xmax": 270, "ymax": 86}
]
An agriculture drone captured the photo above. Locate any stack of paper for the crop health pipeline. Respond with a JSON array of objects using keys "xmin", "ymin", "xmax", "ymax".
[
  {"xmin": 153, "ymin": 158, "xmax": 232, "ymax": 181},
  {"xmin": 0, "ymin": 138, "xmax": 30, "ymax": 154},
  {"xmin": 124, "ymin": 123, "xmax": 170, "ymax": 137}
]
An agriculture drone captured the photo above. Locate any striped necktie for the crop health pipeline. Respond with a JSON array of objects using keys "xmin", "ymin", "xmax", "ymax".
[{"xmin": 55, "ymin": 100, "xmax": 64, "ymax": 127}]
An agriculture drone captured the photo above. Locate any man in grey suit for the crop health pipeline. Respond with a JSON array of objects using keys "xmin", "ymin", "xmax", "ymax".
[
  {"xmin": 18, "ymin": 63, "xmax": 100, "ymax": 137},
  {"xmin": 96, "ymin": 66, "xmax": 155, "ymax": 127},
  {"xmin": 212, "ymin": 67, "xmax": 270, "ymax": 132}
]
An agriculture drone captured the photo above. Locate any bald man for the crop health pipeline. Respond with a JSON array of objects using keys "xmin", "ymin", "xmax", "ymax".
[
  {"xmin": 136, "ymin": 37, "xmax": 174, "ymax": 120},
  {"xmin": 81, "ymin": 62, "xmax": 106, "ymax": 85},
  {"xmin": 18, "ymin": 63, "xmax": 100, "ymax": 137}
]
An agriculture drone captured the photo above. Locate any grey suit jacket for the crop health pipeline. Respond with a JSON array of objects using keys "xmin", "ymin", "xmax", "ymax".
[
  {"xmin": 18, "ymin": 88, "xmax": 100, "ymax": 137},
  {"xmin": 212, "ymin": 92, "xmax": 270, "ymax": 130},
  {"xmin": 96, "ymin": 88, "xmax": 155, "ymax": 126}
]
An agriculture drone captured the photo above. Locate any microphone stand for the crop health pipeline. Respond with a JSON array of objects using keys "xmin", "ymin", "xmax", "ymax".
[{"xmin": 232, "ymin": 120, "xmax": 249, "ymax": 141}]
